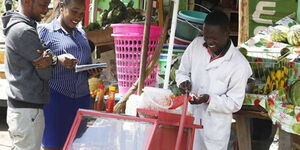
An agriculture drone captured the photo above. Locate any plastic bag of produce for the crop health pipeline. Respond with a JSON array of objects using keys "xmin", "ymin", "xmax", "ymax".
[{"xmin": 139, "ymin": 87, "xmax": 173, "ymax": 112}]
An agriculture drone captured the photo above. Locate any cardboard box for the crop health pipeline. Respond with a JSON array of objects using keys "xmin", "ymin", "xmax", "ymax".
[{"xmin": 86, "ymin": 27, "xmax": 114, "ymax": 47}]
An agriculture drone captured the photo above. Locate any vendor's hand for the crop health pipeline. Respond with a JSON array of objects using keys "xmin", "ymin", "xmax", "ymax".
[
  {"xmin": 190, "ymin": 94, "xmax": 210, "ymax": 105},
  {"xmin": 87, "ymin": 68, "xmax": 102, "ymax": 77},
  {"xmin": 179, "ymin": 80, "xmax": 192, "ymax": 94},
  {"xmin": 58, "ymin": 54, "xmax": 78, "ymax": 69},
  {"xmin": 32, "ymin": 49, "xmax": 53, "ymax": 69}
]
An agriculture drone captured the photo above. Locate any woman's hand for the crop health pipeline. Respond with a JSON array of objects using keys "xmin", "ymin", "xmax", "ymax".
[
  {"xmin": 87, "ymin": 68, "xmax": 102, "ymax": 77},
  {"xmin": 58, "ymin": 54, "xmax": 78, "ymax": 69}
]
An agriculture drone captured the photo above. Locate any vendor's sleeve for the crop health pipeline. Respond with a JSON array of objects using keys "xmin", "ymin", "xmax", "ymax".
[
  {"xmin": 14, "ymin": 28, "xmax": 52, "ymax": 80},
  {"xmin": 175, "ymin": 42, "xmax": 194, "ymax": 86},
  {"xmin": 207, "ymin": 64, "xmax": 252, "ymax": 114}
]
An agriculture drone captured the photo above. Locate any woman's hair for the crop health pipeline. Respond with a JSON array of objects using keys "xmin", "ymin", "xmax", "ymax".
[{"xmin": 46, "ymin": 0, "xmax": 84, "ymax": 23}]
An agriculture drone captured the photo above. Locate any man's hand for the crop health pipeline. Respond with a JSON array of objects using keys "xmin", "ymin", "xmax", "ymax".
[
  {"xmin": 190, "ymin": 94, "xmax": 210, "ymax": 104},
  {"xmin": 179, "ymin": 80, "xmax": 192, "ymax": 94},
  {"xmin": 32, "ymin": 50, "xmax": 53, "ymax": 69},
  {"xmin": 87, "ymin": 68, "xmax": 102, "ymax": 77},
  {"xmin": 58, "ymin": 54, "xmax": 79, "ymax": 69}
]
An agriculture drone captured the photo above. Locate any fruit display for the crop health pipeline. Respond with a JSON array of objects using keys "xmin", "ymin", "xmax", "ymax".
[
  {"xmin": 245, "ymin": 56, "xmax": 290, "ymax": 96},
  {"xmin": 241, "ymin": 18, "xmax": 300, "ymax": 136},
  {"xmin": 287, "ymin": 25, "xmax": 300, "ymax": 46},
  {"xmin": 263, "ymin": 65, "xmax": 288, "ymax": 95}
]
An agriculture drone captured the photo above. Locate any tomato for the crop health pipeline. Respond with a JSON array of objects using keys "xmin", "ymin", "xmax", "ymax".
[
  {"xmin": 296, "ymin": 113, "xmax": 300, "ymax": 122},
  {"xmin": 254, "ymin": 99, "xmax": 260, "ymax": 106},
  {"xmin": 268, "ymin": 98, "xmax": 275, "ymax": 107}
]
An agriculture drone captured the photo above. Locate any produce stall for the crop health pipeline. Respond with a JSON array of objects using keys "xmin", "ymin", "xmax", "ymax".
[
  {"xmin": 84, "ymin": 0, "xmax": 300, "ymax": 149},
  {"xmin": 235, "ymin": 16, "xmax": 300, "ymax": 150}
]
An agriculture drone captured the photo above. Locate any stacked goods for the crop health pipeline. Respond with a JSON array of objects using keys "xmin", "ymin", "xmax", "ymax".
[
  {"xmin": 269, "ymin": 24, "xmax": 300, "ymax": 46},
  {"xmin": 263, "ymin": 66, "xmax": 289, "ymax": 95},
  {"xmin": 287, "ymin": 25, "xmax": 300, "ymax": 46},
  {"xmin": 84, "ymin": 0, "xmax": 144, "ymax": 32},
  {"xmin": 270, "ymin": 25, "xmax": 289, "ymax": 42}
]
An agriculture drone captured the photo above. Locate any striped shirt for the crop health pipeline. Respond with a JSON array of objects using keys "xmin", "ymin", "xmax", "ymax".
[{"xmin": 38, "ymin": 19, "xmax": 92, "ymax": 98}]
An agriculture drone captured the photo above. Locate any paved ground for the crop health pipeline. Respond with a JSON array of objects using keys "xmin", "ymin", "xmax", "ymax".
[
  {"xmin": 0, "ymin": 107, "xmax": 11, "ymax": 150},
  {"xmin": 0, "ymin": 106, "xmax": 279, "ymax": 150}
]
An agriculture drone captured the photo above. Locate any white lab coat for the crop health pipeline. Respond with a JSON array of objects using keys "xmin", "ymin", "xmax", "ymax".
[{"xmin": 176, "ymin": 37, "xmax": 252, "ymax": 150}]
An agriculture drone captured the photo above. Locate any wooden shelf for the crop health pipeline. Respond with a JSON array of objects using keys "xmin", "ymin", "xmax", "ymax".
[{"xmin": 86, "ymin": 27, "xmax": 114, "ymax": 47}]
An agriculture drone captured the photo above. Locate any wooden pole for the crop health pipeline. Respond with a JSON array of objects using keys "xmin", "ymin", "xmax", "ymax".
[
  {"xmin": 158, "ymin": 0, "xmax": 164, "ymax": 27},
  {"xmin": 235, "ymin": 115, "xmax": 252, "ymax": 150},
  {"xmin": 137, "ymin": 0, "xmax": 153, "ymax": 95},
  {"xmin": 238, "ymin": 0, "xmax": 249, "ymax": 45}
]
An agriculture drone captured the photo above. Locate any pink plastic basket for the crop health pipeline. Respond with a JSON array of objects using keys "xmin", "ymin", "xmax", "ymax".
[{"xmin": 111, "ymin": 24, "xmax": 162, "ymax": 95}]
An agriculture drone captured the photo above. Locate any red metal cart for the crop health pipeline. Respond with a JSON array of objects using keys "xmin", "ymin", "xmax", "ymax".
[{"xmin": 63, "ymin": 95, "xmax": 202, "ymax": 150}]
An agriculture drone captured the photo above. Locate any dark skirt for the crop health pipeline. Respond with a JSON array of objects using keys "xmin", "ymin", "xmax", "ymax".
[{"xmin": 42, "ymin": 89, "xmax": 91, "ymax": 148}]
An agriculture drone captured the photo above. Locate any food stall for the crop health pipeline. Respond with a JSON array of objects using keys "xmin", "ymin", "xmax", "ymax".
[
  {"xmin": 235, "ymin": 0, "xmax": 300, "ymax": 148},
  {"xmin": 73, "ymin": 0, "xmax": 300, "ymax": 149}
]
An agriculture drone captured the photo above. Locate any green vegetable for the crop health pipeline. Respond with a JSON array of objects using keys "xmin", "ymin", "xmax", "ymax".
[
  {"xmin": 99, "ymin": 10, "xmax": 109, "ymax": 26},
  {"xmin": 169, "ymin": 84, "xmax": 182, "ymax": 96},
  {"xmin": 127, "ymin": 0, "xmax": 134, "ymax": 8},
  {"xmin": 292, "ymin": 122, "xmax": 300, "ymax": 134},
  {"xmin": 255, "ymin": 41, "xmax": 267, "ymax": 47},
  {"xmin": 288, "ymin": 80, "xmax": 300, "ymax": 106},
  {"xmin": 83, "ymin": 22, "xmax": 101, "ymax": 32},
  {"xmin": 287, "ymin": 25, "xmax": 300, "ymax": 46},
  {"xmin": 270, "ymin": 25, "xmax": 289, "ymax": 43}
]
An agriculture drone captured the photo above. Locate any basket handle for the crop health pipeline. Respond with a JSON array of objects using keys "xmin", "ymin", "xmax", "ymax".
[
  {"xmin": 181, "ymin": 18, "xmax": 203, "ymax": 34},
  {"xmin": 194, "ymin": 4, "xmax": 211, "ymax": 13}
]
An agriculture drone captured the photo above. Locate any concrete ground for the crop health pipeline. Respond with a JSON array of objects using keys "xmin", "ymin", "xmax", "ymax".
[{"xmin": 0, "ymin": 105, "xmax": 279, "ymax": 150}]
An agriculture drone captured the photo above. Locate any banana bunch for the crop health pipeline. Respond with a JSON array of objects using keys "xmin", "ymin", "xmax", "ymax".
[{"xmin": 263, "ymin": 66, "xmax": 288, "ymax": 95}]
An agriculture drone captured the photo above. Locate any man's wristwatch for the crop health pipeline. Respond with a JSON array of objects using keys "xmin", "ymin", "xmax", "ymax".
[
  {"xmin": 45, "ymin": 49, "xmax": 58, "ymax": 66},
  {"xmin": 52, "ymin": 54, "xmax": 58, "ymax": 66}
]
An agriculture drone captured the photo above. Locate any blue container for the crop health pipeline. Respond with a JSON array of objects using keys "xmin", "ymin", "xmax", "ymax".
[{"xmin": 175, "ymin": 10, "xmax": 207, "ymax": 41}]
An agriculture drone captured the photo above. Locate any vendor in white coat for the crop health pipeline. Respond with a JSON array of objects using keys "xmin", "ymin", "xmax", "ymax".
[{"xmin": 176, "ymin": 10, "xmax": 252, "ymax": 150}]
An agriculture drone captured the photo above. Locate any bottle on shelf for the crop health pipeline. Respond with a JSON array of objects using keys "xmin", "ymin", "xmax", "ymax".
[
  {"xmin": 94, "ymin": 84, "xmax": 105, "ymax": 111},
  {"xmin": 105, "ymin": 85, "xmax": 116, "ymax": 113}
]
